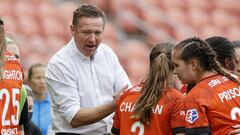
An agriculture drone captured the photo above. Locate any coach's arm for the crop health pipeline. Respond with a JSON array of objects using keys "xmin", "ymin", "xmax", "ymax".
[
  {"xmin": 70, "ymin": 101, "xmax": 115, "ymax": 128},
  {"xmin": 70, "ymin": 85, "xmax": 127, "ymax": 128}
]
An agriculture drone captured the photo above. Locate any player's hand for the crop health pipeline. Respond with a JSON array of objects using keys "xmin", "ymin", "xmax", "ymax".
[{"xmin": 228, "ymin": 124, "xmax": 240, "ymax": 135}]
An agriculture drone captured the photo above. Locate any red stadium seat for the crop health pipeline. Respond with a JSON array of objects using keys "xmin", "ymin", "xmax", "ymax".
[
  {"xmin": 162, "ymin": 0, "xmax": 187, "ymax": 9},
  {"xmin": 226, "ymin": 26, "xmax": 240, "ymax": 40},
  {"xmin": 13, "ymin": 1, "xmax": 37, "ymax": 19},
  {"xmin": 186, "ymin": 0, "xmax": 211, "ymax": 10},
  {"xmin": 199, "ymin": 24, "xmax": 225, "ymax": 39},
  {"xmin": 17, "ymin": 16, "xmax": 40, "ymax": 37},
  {"xmin": 41, "ymin": 17, "xmax": 65, "ymax": 38},
  {"xmin": 187, "ymin": 9, "xmax": 209, "ymax": 29},
  {"xmin": 122, "ymin": 40, "xmax": 149, "ymax": 84},
  {"xmin": 211, "ymin": 9, "xmax": 239, "ymax": 30},
  {"xmin": 214, "ymin": 0, "xmax": 240, "ymax": 13}
]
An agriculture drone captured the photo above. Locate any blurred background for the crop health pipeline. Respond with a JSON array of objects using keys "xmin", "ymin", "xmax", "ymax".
[{"xmin": 0, "ymin": 0, "xmax": 240, "ymax": 85}]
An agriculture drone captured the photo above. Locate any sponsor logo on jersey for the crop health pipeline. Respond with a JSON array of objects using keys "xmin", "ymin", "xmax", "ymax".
[
  {"xmin": 186, "ymin": 108, "xmax": 199, "ymax": 124},
  {"xmin": 130, "ymin": 85, "xmax": 142, "ymax": 92},
  {"xmin": 1, "ymin": 128, "xmax": 19, "ymax": 135},
  {"xmin": 5, "ymin": 55, "xmax": 18, "ymax": 61},
  {"xmin": 208, "ymin": 77, "xmax": 228, "ymax": 87}
]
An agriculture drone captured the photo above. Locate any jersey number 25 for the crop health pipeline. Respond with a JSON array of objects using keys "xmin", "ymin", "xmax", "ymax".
[{"xmin": 0, "ymin": 88, "xmax": 20, "ymax": 126}]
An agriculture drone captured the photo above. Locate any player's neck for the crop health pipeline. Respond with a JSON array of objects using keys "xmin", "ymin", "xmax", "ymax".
[{"xmin": 196, "ymin": 70, "xmax": 217, "ymax": 83}]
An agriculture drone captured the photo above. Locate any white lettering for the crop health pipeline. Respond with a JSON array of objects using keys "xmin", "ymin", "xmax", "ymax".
[
  {"xmin": 125, "ymin": 102, "xmax": 132, "ymax": 112},
  {"xmin": 130, "ymin": 86, "xmax": 142, "ymax": 92},
  {"xmin": 1, "ymin": 128, "xmax": 18, "ymax": 135},
  {"xmin": 218, "ymin": 93, "xmax": 224, "ymax": 103},
  {"xmin": 5, "ymin": 55, "xmax": 18, "ymax": 61},
  {"xmin": 120, "ymin": 102, "xmax": 126, "ymax": 112},
  {"xmin": 221, "ymin": 76, "xmax": 228, "ymax": 81},
  {"xmin": 2, "ymin": 70, "xmax": 23, "ymax": 80},
  {"xmin": 180, "ymin": 110, "xmax": 185, "ymax": 116},
  {"xmin": 218, "ymin": 86, "xmax": 240, "ymax": 103},
  {"xmin": 131, "ymin": 104, "xmax": 135, "ymax": 112},
  {"xmin": 120, "ymin": 102, "xmax": 163, "ymax": 114},
  {"xmin": 208, "ymin": 79, "xmax": 221, "ymax": 87},
  {"xmin": 152, "ymin": 105, "xmax": 163, "ymax": 114}
]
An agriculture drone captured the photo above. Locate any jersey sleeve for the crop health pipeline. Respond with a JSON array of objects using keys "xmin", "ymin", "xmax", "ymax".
[
  {"xmin": 111, "ymin": 96, "xmax": 122, "ymax": 135},
  {"xmin": 184, "ymin": 88, "xmax": 211, "ymax": 134},
  {"xmin": 170, "ymin": 90, "xmax": 185, "ymax": 134},
  {"xmin": 111, "ymin": 88, "xmax": 134, "ymax": 135}
]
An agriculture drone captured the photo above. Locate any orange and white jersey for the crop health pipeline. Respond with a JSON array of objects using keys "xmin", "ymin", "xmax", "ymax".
[
  {"xmin": 112, "ymin": 84, "xmax": 185, "ymax": 135},
  {"xmin": 0, "ymin": 52, "xmax": 24, "ymax": 135},
  {"xmin": 184, "ymin": 74, "xmax": 240, "ymax": 135}
]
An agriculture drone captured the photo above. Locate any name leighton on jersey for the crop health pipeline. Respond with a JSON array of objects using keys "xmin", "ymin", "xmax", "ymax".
[
  {"xmin": 2, "ymin": 70, "xmax": 23, "ymax": 80},
  {"xmin": 120, "ymin": 102, "xmax": 163, "ymax": 114}
]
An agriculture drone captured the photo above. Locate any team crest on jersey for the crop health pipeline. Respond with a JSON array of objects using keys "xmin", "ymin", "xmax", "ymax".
[{"xmin": 186, "ymin": 109, "xmax": 199, "ymax": 124}]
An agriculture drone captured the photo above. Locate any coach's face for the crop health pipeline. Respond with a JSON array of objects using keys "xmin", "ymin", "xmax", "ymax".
[{"xmin": 71, "ymin": 17, "xmax": 104, "ymax": 57}]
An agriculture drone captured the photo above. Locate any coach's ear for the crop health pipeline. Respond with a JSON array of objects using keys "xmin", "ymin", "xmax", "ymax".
[{"xmin": 70, "ymin": 25, "xmax": 76, "ymax": 35}]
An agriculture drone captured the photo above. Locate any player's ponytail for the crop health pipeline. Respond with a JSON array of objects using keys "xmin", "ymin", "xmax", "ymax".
[
  {"xmin": 132, "ymin": 43, "xmax": 174, "ymax": 124},
  {"xmin": 0, "ymin": 18, "xmax": 6, "ymax": 79}
]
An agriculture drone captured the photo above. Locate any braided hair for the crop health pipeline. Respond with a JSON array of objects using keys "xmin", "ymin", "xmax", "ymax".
[
  {"xmin": 206, "ymin": 36, "xmax": 236, "ymax": 71},
  {"xmin": 174, "ymin": 37, "xmax": 240, "ymax": 85}
]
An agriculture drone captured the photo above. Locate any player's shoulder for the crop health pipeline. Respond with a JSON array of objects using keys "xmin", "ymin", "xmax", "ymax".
[
  {"xmin": 165, "ymin": 87, "xmax": 184, "ymax": 99},
  {"xmin": 4, "ymin": 51, "xmax": 20, "ymax": 63},
  {"xmin": 3, "ymin": 52, "xmax": 22, "ymax": 73},
  {"xmin": 188, "ymin": 74, "xmax": 226, "ymax": 96},
  {"xmin": 197, "ymin": 74, "xmax": 228, "ymax": 88},
  {"xmin": 159, "ymin": 87, "xmax": 184, "ymax": 106},
  {"xmin": 119, "ymin": 84, "xmax": 143, "ymax": 102}
]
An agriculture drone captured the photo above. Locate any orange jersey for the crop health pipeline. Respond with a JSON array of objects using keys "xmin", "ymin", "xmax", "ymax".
[
  {"xmin": 112, "ymin": 84, "xmax": 185, "ymax": 135},
  {"xmin": 0, "ymin": 53, "xmax": 24, "ymax": 135},
  {"xmin": 180, "ymin": 84, "xmax": 187, "ymax": 96},
  {"xmin": 184, "ymin": 74, "xmax": 240, "ymax": 135}
]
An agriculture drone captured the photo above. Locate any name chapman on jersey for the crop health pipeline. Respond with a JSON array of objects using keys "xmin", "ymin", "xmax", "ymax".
[
  {"xmin": 119, "ymin": 102, "xmax": 163, "ymax": 114},
  {"xmin": 2, "ymin": 70, "xmax": 23, "ymax": 81},
  {"xmin": 208, "ymin": 77, "xmax": 240, "ymax": 103}
]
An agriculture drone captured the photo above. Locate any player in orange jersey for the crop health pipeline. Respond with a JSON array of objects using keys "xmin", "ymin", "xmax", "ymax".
[
  {"xmin": 183, "ymin": 37, "xmax": 239, "ymax": 97},
  {"xmin": 112, "ymin": 42, "xmax": 185, "ymax": 135},
  {"xmin": 206, "ymin": 36, "xmax": 238, "ymax": 73},
  {"xmin": 172, "ymin": 37, "xmax": 240, "ymax": 135},
  {"xmin": 0, "ymin": 17, "xmax": 25, "ymax": 135}
]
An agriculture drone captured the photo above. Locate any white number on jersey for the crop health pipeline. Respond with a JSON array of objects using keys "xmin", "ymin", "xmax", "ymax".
[
  {"xmin": 0, "ymin": 88, "xmax": 20, "ymax": 126},
  {"xmin": 231, "ymin": 107, "xmax": 240, "ymax": 120},
  {"xmin": 131, "ymin": 121, "xmax": 144, "ymax": 135}
]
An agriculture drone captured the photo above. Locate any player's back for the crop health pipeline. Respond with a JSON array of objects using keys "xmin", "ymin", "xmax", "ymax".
[
  {"xmin": 185, "ymin": 74, "xmax": 240, "ymax": 135},
  {"xmin": 0, "ymin": 53, "xmax": 24, "ymax": 135},
  {"xmin": 112, "ymin": 84, "xmax": 185, "ymax": 135}
]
